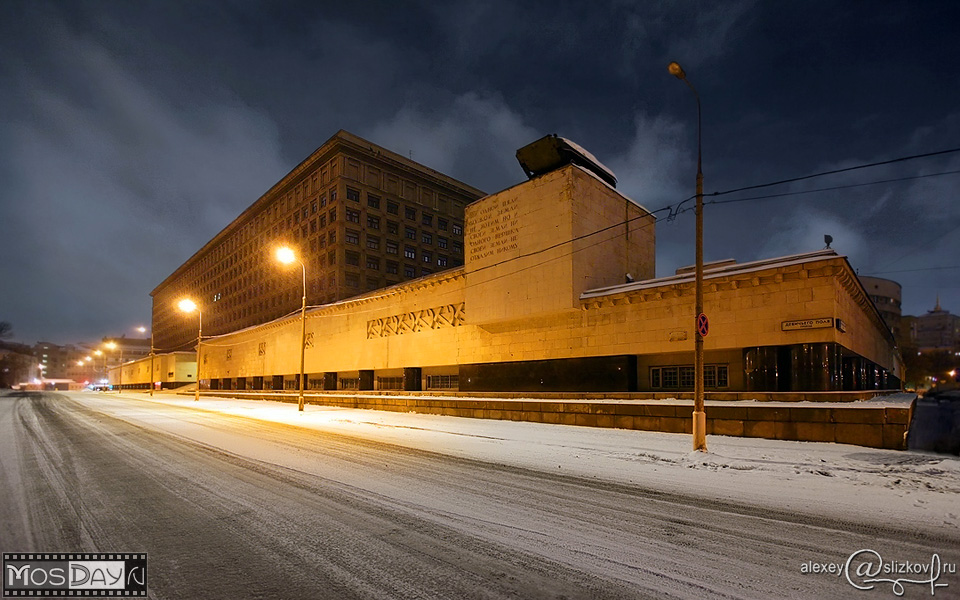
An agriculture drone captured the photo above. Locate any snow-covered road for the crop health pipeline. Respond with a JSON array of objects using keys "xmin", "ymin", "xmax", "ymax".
[{"xmin": 2, "ymin": 390, "xmax": 957, "ymax": 599}]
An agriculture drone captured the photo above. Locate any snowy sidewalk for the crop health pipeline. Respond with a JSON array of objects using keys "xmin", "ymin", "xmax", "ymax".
[{"xmin": 113, "ymin": 391, "xmax": 959, "ymax": 536}]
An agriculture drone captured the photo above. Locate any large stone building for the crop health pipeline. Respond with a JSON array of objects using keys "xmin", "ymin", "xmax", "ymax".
[
  {"xmin": 151, "ymin": 131, "xmax": 485, "ymax": 352},
  {"xmin": 858, "ymin": 276, "xmax": 902, "ymax": 339},
  {"xmin": 909, "ymin": 298, "xmax": 960, "ymax": 352},
  {"xmin": 125, "ymin": 143, "xmax": 901, "ymax": 394}
]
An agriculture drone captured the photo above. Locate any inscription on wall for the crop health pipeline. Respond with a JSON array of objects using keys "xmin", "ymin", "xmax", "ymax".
[
  {"xmin": 367, "ymin": 303, "xmax": 466, "ymax": 338},
  {"xmin": 468, "ymin": 195, "xmax": 520, "ymax": 263}
]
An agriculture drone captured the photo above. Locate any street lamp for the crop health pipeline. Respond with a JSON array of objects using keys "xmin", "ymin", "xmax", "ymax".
[
  {"xmin": 93, "ymin": 350, "xmax": 105, "ymax": 387},
  {"xmin": 276, "ymin": 245, "xmax": 307, "ymax": 412},
  {"xmin": 178, "ymin": 298, "xmax": 202, "ymax": 401},
  {"xmin": 138, "ymin": 325, "xmax": 155, "ymax": 396},
  {"xmin": 668, "ymin": 60, "xmax": 707, "ymax": 452},
  {"xmin": 104, "ymin": 341, "xmax": 123, "ymax": 393}
]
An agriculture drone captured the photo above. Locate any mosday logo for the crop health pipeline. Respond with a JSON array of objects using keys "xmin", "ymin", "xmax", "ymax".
[
  {"xmin": 3, "ymin": 553, "xmax": 147, "ymax": 597},
  {"xmin": 802, "ymin": 548, "xmax": 957, "ymax": 596}
]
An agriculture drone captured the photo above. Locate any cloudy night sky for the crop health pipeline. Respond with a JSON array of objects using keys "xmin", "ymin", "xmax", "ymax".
[{"xmin": 1, "ymin": 0, "xmax": 958, "ymax": 346}]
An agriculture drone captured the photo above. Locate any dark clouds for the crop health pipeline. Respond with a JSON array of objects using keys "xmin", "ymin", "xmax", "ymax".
[{"xmin": 1, "ymin": 0, "xmax": 958, "ymax": 344}]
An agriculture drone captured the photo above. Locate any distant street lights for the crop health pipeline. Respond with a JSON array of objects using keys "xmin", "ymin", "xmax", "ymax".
[
  {"xmin": 668, "ymin": 60, "xmax": 707, "ymax": 452},
  {"xmin": 276, "ymin": 246, "xmax": 307, "ymax": 412},
  {"xmin": 178, "ymin": 298, "xmax": 202, "ymax": 401}
]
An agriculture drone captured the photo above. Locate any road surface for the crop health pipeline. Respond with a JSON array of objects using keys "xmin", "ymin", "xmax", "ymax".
[{"xmin": 1, "ymin": 391, "xmax": 956, "ymax": 599}]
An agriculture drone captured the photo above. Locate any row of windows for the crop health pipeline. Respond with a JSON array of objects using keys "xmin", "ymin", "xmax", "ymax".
[
  {"xmin": 344, "ymin": 230, "xmax": 462, "ymax": 256},
  {"xmin": 346, "ymin": 187, "xmax": 463, "ymax": 234},
  {"xmin": 650, "ymin": 365, "xmax": 729, "ymax": 389}
]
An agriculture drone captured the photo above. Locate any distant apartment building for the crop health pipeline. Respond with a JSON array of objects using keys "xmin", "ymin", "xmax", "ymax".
[
  {"xmin": 909, "ymin": 298, "xmax": 960, "ymax": 352},
  {"xmin": 151, "ymin": 130, "xmax": 485, "ymax": 352},
  {"xmin": 858, "ymin": 276, "xmax": 902, "ymax": 340}
]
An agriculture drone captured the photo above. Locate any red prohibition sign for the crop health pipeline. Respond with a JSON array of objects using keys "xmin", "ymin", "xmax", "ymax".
[{"xmin": 697, "ymin": 313, "xmax": 709, "ymax": 337}]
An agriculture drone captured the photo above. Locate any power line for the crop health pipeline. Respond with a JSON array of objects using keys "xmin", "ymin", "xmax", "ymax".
[
  {"xmin": 865, "ymin": 265, "xmax": 960, "ymax": 275},
  {"xmin": 704, "ymin": 169, "xmax": 960, "ymax": 208},
  {"xmin": 668, "ymin": 147, "xmax": 960, "ymax": 217}
]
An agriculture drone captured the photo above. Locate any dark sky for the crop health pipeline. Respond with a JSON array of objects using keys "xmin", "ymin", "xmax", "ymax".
[{"xmin": 2, "ymin": 0, "xmax": 958, "ymax": 345}]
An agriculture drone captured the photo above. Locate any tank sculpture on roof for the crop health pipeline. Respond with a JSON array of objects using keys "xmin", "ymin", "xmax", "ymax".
[{"xmin": 515, "ymin": 134, "xmax": 618, "ymax": 188}]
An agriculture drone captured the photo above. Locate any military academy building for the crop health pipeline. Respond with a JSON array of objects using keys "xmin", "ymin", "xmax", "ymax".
[{"xmin": 137, "ymin": 132, "xmax": 900, "ymax": 395}]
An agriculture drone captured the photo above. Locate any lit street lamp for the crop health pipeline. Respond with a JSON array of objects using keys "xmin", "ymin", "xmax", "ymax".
[
  {"xmin": 104, "ymin": 341, "xmax": 123, "ymax": 393},
  {"xmin": 276, "ymin": 246, "xmax": 307, "ymax": 412},
  {"xmin": 668, "ymin": 60, "xmax": 707, "ymax": 452},
  {"xmin": 93, "ymin": 349, "xmax": 105, "ymax": 387},
  {"xmin": 138, "ymin": 325, "xmax": 155, "ymax": 396},
  {"xmin": 178, "ymin": 298, "xmax": 203, "ymax": 401}
]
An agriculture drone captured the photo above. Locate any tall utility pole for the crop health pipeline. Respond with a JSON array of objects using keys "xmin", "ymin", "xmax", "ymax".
[{"xmin": 668, "ymin": 61, "xmax": 708, "ymax": 452}]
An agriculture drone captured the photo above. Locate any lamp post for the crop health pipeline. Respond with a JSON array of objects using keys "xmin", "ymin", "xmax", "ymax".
[
  {"xmin": 276, "ymin": 246, "xmax": 307, "ymax": 412},
  {"xmin": 93, "ymin": 350, "xmax": 104, "ymax": 388},
  {"xmin": 668, "ymin": 61, "xmax": 707, "ymax": 452},
  {"xmin": 104, "ymin": 341, "xmax": 124, "ymax": 393},
  {"xmin": 178, "ymin": 299, "xmax": 202, "ymax": 401},
  {"xmin": 138, "ymin": 325, "xmax": 155, "ymax": 396}
]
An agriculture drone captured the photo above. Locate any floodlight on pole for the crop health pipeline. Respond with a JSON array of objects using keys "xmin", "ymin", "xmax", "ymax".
[
  {"xmin": 178, "ymin": 298, "xmax": 202, "ymax": 401},
  {"xmin": 275, "ymin": 245, "xmax": 308, "ymax": 412},
  {"xmin": 668, "ymin": 60, "xmax": 707, "ymax": 452}
]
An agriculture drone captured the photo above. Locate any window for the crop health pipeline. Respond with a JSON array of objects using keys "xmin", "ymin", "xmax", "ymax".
[
  {"xmin": 387, "ymin": 221, "xmax": 399, "ymax": 234},
  {"xmin": 367, "ymin": 215, "xmax": 380, "ymax": 229},
  {"xmin": 345, "ymin": 250, "xmax": 360, "ymax": 266},
  {"xmin": 704, "ymin": 365, "xmax": 729, "ymax": 388},
  {"xmin": 319, "ymin": 215, "xmax": 326, "ymax": 228},
  {"xmin": 340, "ymin": 378, "xmax": 359, "ymax": 390},
  {"xmin": 330, "ymin": 190, "xmax": 337, "ymax": 202},
  {"xmin": 387, "ymin": 201, "xmax": 399, "ymax": 215},
  {"xmin": 329, "ymin": 231, "xmax": 336, "ymax": 244},
  {"xmin": 452, "ymin": 241, "xmax": 463, "ymax": 254},
  {"xmin": 346, "ymin": 208, "xmax": 360, "ymax": 223},
  {"xmin": 427, "ymin": 374, "xmax": 458, "ymax": 389},
  {"xmin": 366, "ymin": 235, "xmax": 380, "ymax": 250},
  {"xmin": 311, "ymin": 201, "xmax": 317, "ymax": 214},
  {"xmin": 437, "ymin": 255, "xmax": 448, "ymax": 267},
  {"xmin": 422, "ymin": 232, "xmax": 432, "ymax": 244},
  {"xmin": 346, "ymin": 188, "xmax": 360, "ymax": 202},
  {"xmin": 378, "ymin": 376, "xmax": 403, "ymax": 390},
  {"xmin": 345, "ymin": 272, "xmax": 360, "ymax": 287},
  {"xmin": 422, "ymin": 268, "xmax": 432, "ymax": 275},
  {"xmin": 452, "ymin": 223, "xmax": 463, "ymax": 235},
  {"xmin": 367, "ymin": 194, "xmax": 380, "ymax": 209},
  {"xmin": 366, "ymin": 276, "xmax": 379, "ymax": 289},
  {"xmin": 294, "ymin": 212, "xmax": 300, "ymax": 224},
  {"xmin": 310, "ymin": 219, "xmax": 317, "ymax": 234},
  {"xmin": 438, "ymin": 236, "xmax": 448, "ymax": 249},
  {"xmin": 422, "ymin": 251, "xmax": 432, "ymax": 263},
  {"xmin": 320, "ymin": 195, "xmax": 327, "ymax": 208},
  {"xmin": 405, "ymin": 206, "xmax": 416, "ymax": 220},
  {"xmin": 386, "ymin": 240, "xmax": 399, "ymax": 255},
  {"xmin": 345, "ymin": 230, "xmax": 360, "ymax": 245},
  {"xmin": 329, "ymin": 208, "xmax": 337, "ymax": 222},
  {"xmin": 651, "ymin": 365, "xmax": 728, "ymax": 389},
  {"xmin": 422, "ymin": 213, "xmax": 433, "ymax": 226},
  {"xmin": 386, "ymin": 261, "xmax": 399, "ymax": 274},
  {"xmin": 662, "ymin": 367, "xmax": 678, "ymax": 388},
  {"xmin": 405, "ymin": 226, "xmax": 417, "ymax": 240},
  {"xmin": 404, "ymin": 245, "xmax": 416, "ymax": 259},
  {"xmin": 404, "ymin": 265, "xmax": 416, "ymax": 278},
  {"xmin": 366, "ymin": 256, "xmax": 380, "ymax": 270},
  {"xmin": 438, "ymin": 218, "xmax": 448, "ymax": 231}
]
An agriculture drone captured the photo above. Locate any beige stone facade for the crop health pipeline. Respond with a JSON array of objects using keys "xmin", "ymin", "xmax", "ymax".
[{"xmin": 129, "ymin": 161, "xmax": 899, "ymax": 395}]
